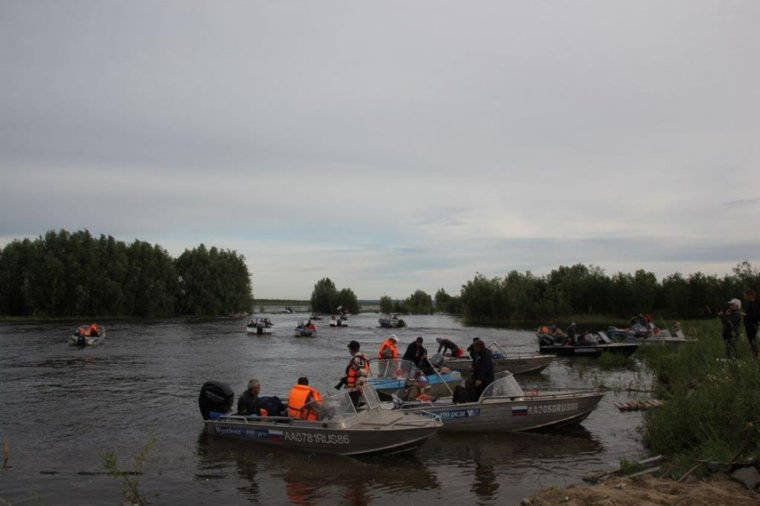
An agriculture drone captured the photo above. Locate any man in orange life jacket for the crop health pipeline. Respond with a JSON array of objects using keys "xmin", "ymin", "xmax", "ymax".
[
  {"xmin": 287, "ymin": 377, "xmax": 323, "ymax": 420},
  {"xmin": 377, "ymin": 334, "xmax": 399, "ymax": 360},
  {"xmin": 337, "ymin": 340, "xmax": 370, "ymax": 407}
]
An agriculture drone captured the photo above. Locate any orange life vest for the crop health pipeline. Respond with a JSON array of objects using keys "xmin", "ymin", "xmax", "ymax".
[
  {"xmin": 377, "ymin": 339, "xmax": 398, "ymax": 360},
  {"xmin": 345, "ymin": 353, "xmax": 370, "ymax": 389},
  {"xmin": 287, "ymin": 384, "xmax": 322, "ymax": 420},
  {"xmin": 539, "ymin": 326, "xmax": 550, "ymax": 335}
]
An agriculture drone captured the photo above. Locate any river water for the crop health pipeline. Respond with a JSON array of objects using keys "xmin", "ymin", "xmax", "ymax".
[{"xmin": 0, "ymin": 314, "xmax": 651, "ymax": 505}]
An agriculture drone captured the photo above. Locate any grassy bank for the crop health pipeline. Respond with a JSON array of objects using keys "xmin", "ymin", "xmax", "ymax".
[{"xmin": 636, "ymin": 320, "xmax": 760, "ymax": 476}]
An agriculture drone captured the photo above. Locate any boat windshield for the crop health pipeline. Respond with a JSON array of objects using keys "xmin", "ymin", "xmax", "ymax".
[
  {"xmin": 371, "ymin": 359, "xmax": 418, "ymax": 379},
  {"xmin": 305, "ymin": 390, "xmax": 357, "ymax": 423},
  {"xmin": 361, "ymin": 384, "xmax": 382, "ymax": 410},
  {"xmin": 480, "ymin": 374, "xmax": 525, "ymax": 400}
]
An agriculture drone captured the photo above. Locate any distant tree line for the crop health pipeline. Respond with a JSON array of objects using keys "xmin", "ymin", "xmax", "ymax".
[
  {"xmin": 0, "ymin": 229, "xmax": 254, "ymax": 317},
  {"xmin": 310, "ymin": 278, "xmax": 359, "ymax": 314},
  {"xmin": 379, "ymin": 290, "xmax": 436, "ymax": 314},
  {"xmin": 451, "ymin": 262, "xmax": 760, "ymax": 324}
]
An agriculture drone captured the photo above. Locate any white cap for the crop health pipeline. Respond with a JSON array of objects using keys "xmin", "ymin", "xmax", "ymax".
[
  {"xmin": 729, "ymin": 298, "xmax": 742, "ymax": 308},
  {"xmin": 389, "ymin": 334, "xmax": 398, "ymax": 342}
]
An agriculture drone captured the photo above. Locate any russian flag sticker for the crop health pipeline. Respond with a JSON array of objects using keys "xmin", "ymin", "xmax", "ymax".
[{"xmin": 512, "ymin": 405, "xmax": 528, "ymax": 417}]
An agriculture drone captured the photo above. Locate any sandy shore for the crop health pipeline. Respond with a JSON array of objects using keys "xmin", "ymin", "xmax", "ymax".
[{"xmin": 524, "ymin": 475, "xmax": 758, "ymax": 505}]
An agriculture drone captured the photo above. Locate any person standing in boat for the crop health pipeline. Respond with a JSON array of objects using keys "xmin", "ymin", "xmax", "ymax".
[
  {"xmin": 743, "ymin": 289, "xmax": 759, "ymax": 359},
  {"xmin": 467, "ymin": 337, "xmax": 481, "ymax": 360},
  {"xmin": 402, "ymin": 337, "xmax": 427, "ymax": 367},
  {"xmin": 340, "ymin": 340, "xmax": 370, "ymax": 407},
  {"xmin": 718, "ymin": 298, "xmax": 743, "ymax": 359},
  {"xmin": 472, "ymin": 340, "xmax": 495, "ymax": 398},
  {"xmin": 377, "ymin": 334, "xmax": 399, "ymax": 360},
  {"xmin": 436, "ymin": 337, "xmax": 464, "ymax": 358},
  {"xmin": 238, "ymin": 379, "xmax": 266, "ymax": 416}
]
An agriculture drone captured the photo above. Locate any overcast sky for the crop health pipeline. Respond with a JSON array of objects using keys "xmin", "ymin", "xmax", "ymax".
[{"xmin": 1, "ymin": 1, "xmax": 758, "ymax": 299}]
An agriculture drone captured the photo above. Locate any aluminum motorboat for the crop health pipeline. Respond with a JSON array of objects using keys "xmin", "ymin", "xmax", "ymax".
[
  {"xmin": 367, "ymin": 359, "xmax": 462, "ymax": 400},
  {"xmin": 198, "ymin": 382, "xmax": 441, "ymax": 456},
  {"xmin": 378, "ymin": 314, "xmax": 406, "ymax": 328},
  {"xmin": 393, "ymin": 373, "xmax": 603, "ymax": 432},
  {"xmin": 441, "ymin": 341, "xmax": 554, "ymax": 376}
]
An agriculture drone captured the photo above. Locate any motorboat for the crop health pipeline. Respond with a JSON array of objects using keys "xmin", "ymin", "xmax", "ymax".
[
  {"xmin": 367, "ymin": 359, "xmax": 462, "ymax": 400},
  {"xmin": 392, "ymin": 373, "xmax": 603, "ymax": 433},
  {"xmin": 537, "ymin": 329, "xmax": 640, "ymax": 357},
  {"xmin": 442, "ymin": 342, "xmax": 555, "ymax": 376},
  {"xmin": 294, "ymin": 321, "xmax": 317, "ymax": 338},
  {"xmin": 378, "ymin": 314, "xmax": 406, "ymax": 328},
  {"xmin": 329, "ymin": 314, "xmax": 348, "ymax": 327},
  {"xmin": 198, "ymin": 381, "xmax": 441, "ymax": 456},
  {"xmin": 246, "ymin": 318, "xmax": 273, "ymax": 335},
  {"xmin": 68, "ymin": 324, "xmax": 106, "ymax": 346}
]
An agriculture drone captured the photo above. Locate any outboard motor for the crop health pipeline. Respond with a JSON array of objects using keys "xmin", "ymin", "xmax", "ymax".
[
  {"xmin": 538, "ymin": 334, "xmax": 555, "ymax": 346},
  {"xmin": 198, "ymin": 381, "xmax": 234, "ymax": 420},
  {"xmin": 77, "ymin": 335, "xmax": 86, "ymax": 346}
]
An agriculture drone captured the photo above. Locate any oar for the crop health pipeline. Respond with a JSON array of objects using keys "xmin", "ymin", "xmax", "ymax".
[{"xmin": 424, "ymin": 357, "xmax": 455, "ymax": 397}]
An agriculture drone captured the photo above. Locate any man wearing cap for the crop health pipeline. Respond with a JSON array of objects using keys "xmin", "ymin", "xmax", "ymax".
[
  {"xmin": 743, "ymin": 289, "xmax": 759, "ymax": 359},
  {"xmin": 377, "ymin": 334, "xmax": 399, "ymax": 360},
  {"xmin": 718, "ymin": 298, "xmax": 743, "ymax": 359},
  {"xmin": 340, "ymin": 340, "xmax": 370, "ymax": 407}
]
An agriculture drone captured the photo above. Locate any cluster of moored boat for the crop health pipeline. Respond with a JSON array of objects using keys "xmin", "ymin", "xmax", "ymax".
[
  {"xmin": 198, "ymin": 339, "xmax": 605, "ymax": 456},
  {"xmin": 536, "ymin": 317, "xmax": 692, "ymax": 357}
]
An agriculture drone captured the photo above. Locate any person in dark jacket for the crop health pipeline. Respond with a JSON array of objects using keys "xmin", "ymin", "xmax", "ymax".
[
  {"xmin": 472, "ymin": 339, "xmax": 495, "ymax": 398},
  {"xmin": 719, "ymin": 298, "xmax": 743, "ymax": 359},
  {"xmin": 744, "ymin": 289, "xmax": 759, "ymax": 359},
  {"xmin": 237, "ymin": 378, "xmax": 263, "ymax": 416},
  {"xmin": 436, "ymin": 337, "xmax": 464, "ymax": 357},
  {"xmin": 467, "ymin": 337, "xmax": 481, "ymax": 360},
  {"xmin": 402, "ymin": 337, "xmax": 427, "ymax": 367}
]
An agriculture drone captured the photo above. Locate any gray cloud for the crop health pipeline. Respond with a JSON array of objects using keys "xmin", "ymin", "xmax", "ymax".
[{"xmin": 2, "ymin": 1, "xmax": 759, "ymax": 298}]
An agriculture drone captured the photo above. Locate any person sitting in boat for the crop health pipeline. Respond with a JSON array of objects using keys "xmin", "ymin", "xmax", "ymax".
[
  {"xmin": 549, "ymin": 324, "xmax": 565, "ymax": 339},
  {"xmin": 378, "ymin": 334, "xmax": 399, "ymax": 360},
  {"xmin": 87, "ymin": 323, "xmax": 100, "ymax": 337},
  {"xmin": 238, "ymin": 379, "xmax": 267, "ymax": 417},
  {"xmin": 403, "ymin": 374, "xmax": 435, "ymax": 402},
  {"xmin": 402, "ymin": 337, "xmax": 427, "ymax": 367},
  {"xmin": 287, "ymin": 377, "xmax": 323, "ymax": 421},
  {"xmin": 305, "ymin": 319, "xmax": 316, "ymax": 331},
  {"xmin": 435, "ymin": 337, "xmax": 465, "ymax": 358}
]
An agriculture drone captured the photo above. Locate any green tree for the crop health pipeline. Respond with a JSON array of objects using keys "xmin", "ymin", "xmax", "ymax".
[
  {"xmin": 379, "ymin": 295, "xmax": 393, "ymax": 314},
  {"xmin": 405, "ymin": 289, "xmax": 433, "ymax": 314},
  {"xmin": 336, "ymin": 288, "xmax": 359, "ymax": 314},
  {"xmin": 310, "ymin": 278, "xmax": 338, "ymax": 314}
]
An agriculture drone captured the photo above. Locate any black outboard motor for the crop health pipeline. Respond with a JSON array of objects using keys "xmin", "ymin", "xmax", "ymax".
[
  {"xmin": 538, "ymin": 334, "xmax": 555, "ymax": 346},
  {"xmin": 77, "ymin": 335, "xmax": 86, "ymax": 346},
  {"xmin": 198, "ymin": 381, "xmax": 234, "ymax": 420}
]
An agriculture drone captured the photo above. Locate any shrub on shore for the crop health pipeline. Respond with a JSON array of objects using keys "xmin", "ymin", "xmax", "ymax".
[{"xmin": 638, "ymin": 320, "xmax": 760, "ymax": 475}]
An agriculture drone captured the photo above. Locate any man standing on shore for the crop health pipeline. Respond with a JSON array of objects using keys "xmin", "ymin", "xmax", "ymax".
[
  {"xmin": 743, "ymin": 289, "xmax": 759, "ymax": 359},
  {"xmin": 718, "ymin": 298, "xmax": 743, "ymax": 359}
]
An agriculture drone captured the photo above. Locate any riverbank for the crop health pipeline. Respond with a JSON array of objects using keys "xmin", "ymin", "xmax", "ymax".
[{"xmin": 524, "ymin": 475, "xmax": 758, "ymax": 505}]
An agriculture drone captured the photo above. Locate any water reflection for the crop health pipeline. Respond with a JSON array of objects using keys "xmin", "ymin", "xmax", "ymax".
[{"xmin": 196, "ymin": 430, "xmax": 440, "ymax": 503}]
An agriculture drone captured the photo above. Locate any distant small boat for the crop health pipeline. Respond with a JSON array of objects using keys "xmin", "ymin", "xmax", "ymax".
[
  {"xmin": 246, "ymin": 318, "xmax": 273, "ymax": 335},
  {"xmin": 379, "ymin": 314, "xmax": 406, "ymax": 328},
  {"xmin": 69, "ymin": 324, "xmax": 106, "ymax": 346},
  {"xmin": 295, "ymin": 321, "xmax": 317, "ymax": 338},
  {"xmin": 329, "ymin": 314, "xmax": 348, "ymax": 327}
]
